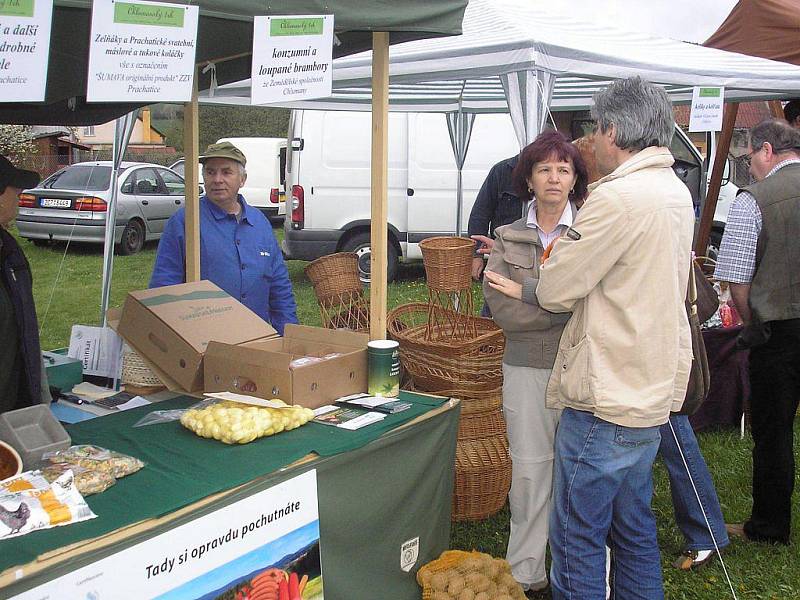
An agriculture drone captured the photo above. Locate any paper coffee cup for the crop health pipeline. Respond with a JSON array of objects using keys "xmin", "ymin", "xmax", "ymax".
[{"xmin": 368, "ymin": 340, "xmax": 400, "ymax": 397}]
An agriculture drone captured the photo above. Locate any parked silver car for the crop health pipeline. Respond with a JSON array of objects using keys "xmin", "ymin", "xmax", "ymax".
[{"xmin": 16, "ymin": 161, "xmax": 187, "ymax": 255}]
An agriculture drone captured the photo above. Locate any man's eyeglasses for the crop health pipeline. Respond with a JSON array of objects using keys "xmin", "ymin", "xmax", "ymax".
[{"xmin": 741, "ymin": 144, "xmax": 764, "ymax": 168}]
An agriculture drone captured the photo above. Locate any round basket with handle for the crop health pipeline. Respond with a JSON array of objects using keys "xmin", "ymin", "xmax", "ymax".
[{"xmin": 387, "ymin": 303, "xmax": 504, "ymax": 392}]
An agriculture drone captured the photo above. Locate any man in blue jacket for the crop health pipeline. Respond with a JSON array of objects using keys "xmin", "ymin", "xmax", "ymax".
[{"xmin": 150, "ymin": 142, "xmax": 298, "ymax": 335}]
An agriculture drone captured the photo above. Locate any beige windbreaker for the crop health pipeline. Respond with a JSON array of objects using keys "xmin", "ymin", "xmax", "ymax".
[{"xmin": 536, "ymin": 146, "xmax": 695, "ymax": 427}]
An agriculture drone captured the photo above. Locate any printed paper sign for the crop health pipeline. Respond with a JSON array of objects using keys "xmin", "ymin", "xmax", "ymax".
[
  {"xmin": 68, "ymin": 324, "xmax": 123, "ymax": 379},
  {"xmin": 0, "ymin": 0, "xmax": 53, "ymax": 102},
  {"xmin": 689, "ymin": 86, "xmax": 725, "ymax": 132},
  {"xmin": 87, "ymin": 0, "xmax": 198, "ymax": 102},
  {"xmin": 10, "ymin": 470, "xmax": 324, "ymax": 600},
  {"xmin": 251, "ymin": 14, "xmax": 333, "ymax": 105}
]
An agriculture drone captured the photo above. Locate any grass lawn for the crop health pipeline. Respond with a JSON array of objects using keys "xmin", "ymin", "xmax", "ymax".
[{"xmin": 14, "ymin": 225, "xmax": 800, "ymax": 600}]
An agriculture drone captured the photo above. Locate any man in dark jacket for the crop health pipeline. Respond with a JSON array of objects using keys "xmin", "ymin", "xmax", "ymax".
[
  {"xmin": 467, "ymin": 155, "xmax": 524, "ymax": 281},
  {"xmin": 0, "ymin": 155, "xmax": 42, "ymax": 413},
  {"xmin": 715, "ymin": 118, "xmax": 800, "ymax": 544}
]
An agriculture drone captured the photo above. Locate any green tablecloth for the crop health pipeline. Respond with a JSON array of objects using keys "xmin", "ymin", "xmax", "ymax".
[{"xmin": 0, "ymin": 391, "xmax": 446, "ymax": 573}]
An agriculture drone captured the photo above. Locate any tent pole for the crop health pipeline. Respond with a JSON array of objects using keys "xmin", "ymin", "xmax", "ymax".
[
  {"xmin": 184, "ymin": 69, "xmax": 201, "ymax": 282},
  {"xmin": 370, "ymin": 32, "xmax": 389, "ymax": 341},
  {"xmin": 695, "ymin": 102, "xmax": 738, "ymax": 258}
]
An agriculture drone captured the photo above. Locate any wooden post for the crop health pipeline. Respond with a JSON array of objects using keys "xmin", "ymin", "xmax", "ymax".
[
  {"xmin": 695, "ymin": 102, "xmax": 738, "ymax": 258},
  {"xmin": 768, "ymin": 99, "xmax": 784, "ymax": 119},
  {"xmin": 370, "ymin": 32, "xmax": 390, "ymax": 340},
  {"xmin": 183, "ymin": 70, "xmax": 201, "ymax": 282}
]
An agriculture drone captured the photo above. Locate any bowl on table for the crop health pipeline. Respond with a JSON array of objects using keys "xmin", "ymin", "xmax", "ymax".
[{"xmin": 0, "ymin": 440, "xmax": 22, "ymax": 481}]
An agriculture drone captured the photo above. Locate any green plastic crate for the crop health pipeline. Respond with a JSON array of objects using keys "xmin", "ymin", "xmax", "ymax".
[{"xmin": 43, "ymin": 348, "xmax": 83, "ymax": 393}]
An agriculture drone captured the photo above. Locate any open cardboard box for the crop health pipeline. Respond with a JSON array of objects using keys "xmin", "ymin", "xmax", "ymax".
[
  {"xmin": 205, "ymin": 324, "xmax": 368, "ymax": 408},
  {"xmin": 116, "ymin": 281, "xmax": 275, "ymax": 393}
]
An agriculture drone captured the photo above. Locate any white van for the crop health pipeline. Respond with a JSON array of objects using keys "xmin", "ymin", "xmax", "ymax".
[
  {"xmin": 217, "ymin": 137, "xmax": 288, "ymax": 221},
  {"xmin": 283, "ymin": 110, "xmax": 718, "ymax": 280},
  {"xmin": 283, "ymin": 111, "xmax": 519, "ymax": 280}
]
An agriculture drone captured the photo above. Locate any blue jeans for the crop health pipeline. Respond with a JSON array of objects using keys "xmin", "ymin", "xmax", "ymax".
[
  {"xmin": 659, "ymin": 415, "xmax": 729, "ymax": 552},
  {"xmin": 550, "ymin": 408, "xmax": 663, "ymax": 600}
]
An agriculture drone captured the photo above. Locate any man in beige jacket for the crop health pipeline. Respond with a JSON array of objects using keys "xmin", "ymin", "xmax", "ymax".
[{"xmin": 540, "ymin": 77, "xmax": 694, "ymax": 599}]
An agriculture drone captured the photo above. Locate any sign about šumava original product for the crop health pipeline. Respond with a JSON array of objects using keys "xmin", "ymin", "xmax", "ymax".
[
  {"xmin": 250, "ymin": 14, "xmax": 334, "ymax": 105},
  {"xmin": 86, "ymin": 0, "xmax": 198, "ymax": 102},
  {"xmin": 0, "ymin": 0, "xmax": 54, "ymax": 102}
]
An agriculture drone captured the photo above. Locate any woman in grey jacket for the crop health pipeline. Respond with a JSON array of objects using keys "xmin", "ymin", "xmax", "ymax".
[{"xmin": 483, "ymin": 131, "xmax": 588, "ymax": 594}]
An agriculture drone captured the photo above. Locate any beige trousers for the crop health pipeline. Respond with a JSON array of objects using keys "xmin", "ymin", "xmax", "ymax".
[{"xmin": 502, "ymin": 362, "xmax": 560, "ymax": 587}]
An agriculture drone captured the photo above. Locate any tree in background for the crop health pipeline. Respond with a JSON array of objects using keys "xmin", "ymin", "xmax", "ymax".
[
  {"xmin": 151, "ymin": 103, "xmax": 290, "ymax": 154},
  {"xmin": 0, "ymin": 125, "xmax": 38, "ymax": 166}
]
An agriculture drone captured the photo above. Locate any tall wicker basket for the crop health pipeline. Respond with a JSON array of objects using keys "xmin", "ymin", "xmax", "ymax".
[
  {"xmin": 304, "ymin": 252, "xmax": 370, "ymax": 332},
  {"xmin": 419, "ymin": 236, "xmax": 476, "ymax": 339},
  {"xmin": 452, "ymin": 433, "xmax": 512, "ymax": 521}
]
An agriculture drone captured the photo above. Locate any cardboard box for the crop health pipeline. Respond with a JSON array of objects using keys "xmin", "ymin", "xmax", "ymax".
[
  {"xmin": 205, "ymin": 324, "xmax": 368, "ymax": 408},
  {"xmin": 117, "ymin": 281, "xmax": 275, "ymax": 392}
]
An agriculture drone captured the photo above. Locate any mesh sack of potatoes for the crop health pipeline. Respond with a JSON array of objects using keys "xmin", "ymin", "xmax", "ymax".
[{"xmin": 416, "ymin": 550, "xmax": 525, "ymax": 600}]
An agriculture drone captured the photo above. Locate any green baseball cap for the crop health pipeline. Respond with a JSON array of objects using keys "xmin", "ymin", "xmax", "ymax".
[{"xmin": 199, "ymin": 141, "xmax": 246, "ymax": 167}]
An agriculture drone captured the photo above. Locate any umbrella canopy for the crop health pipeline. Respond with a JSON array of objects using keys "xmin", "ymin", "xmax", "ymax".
[{"xmin": 0, "ymin": 0, "xmax": 467, "ymax": 125}]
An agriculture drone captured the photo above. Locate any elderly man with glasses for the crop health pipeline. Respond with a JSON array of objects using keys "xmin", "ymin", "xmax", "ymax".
[{"xmin": 715, "ymin": 118, "xmax": 800, "ymax": 545}]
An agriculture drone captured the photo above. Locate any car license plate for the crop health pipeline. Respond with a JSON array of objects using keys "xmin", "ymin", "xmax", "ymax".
[{"xmin": 40, "ymin": 198, "xmax": 72, "ymax": 208}]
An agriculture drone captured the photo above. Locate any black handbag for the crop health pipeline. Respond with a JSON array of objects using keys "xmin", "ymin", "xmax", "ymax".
[{"xmin": 674, "ymin": 263, "xmax": 713, "ymax": 416}]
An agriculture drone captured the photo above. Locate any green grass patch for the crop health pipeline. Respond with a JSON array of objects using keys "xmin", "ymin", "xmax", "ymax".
[{"xmin": 16, "ymin": 224, "xmax": 800, "ymax": 599}]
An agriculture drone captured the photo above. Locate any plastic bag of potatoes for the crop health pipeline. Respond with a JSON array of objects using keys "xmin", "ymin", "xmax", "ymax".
[
  {"xmin": 416, "ymin": 550, "xmax": 526, "ymax": 600},
  {"xmin": 180, "ymin": 399, "xmax": 315, "ymax": 445}
]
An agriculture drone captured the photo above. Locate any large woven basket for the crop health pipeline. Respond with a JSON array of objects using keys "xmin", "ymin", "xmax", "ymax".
[
  {"xmin": 304, "ymin": 252, "xmax": 363, "ymax": 301},
  {"xmin": 458, "ymin": 406, "xmax": 507, "ymax": 440},
  {"xmin": 452, "ymin": 433, "xmax": 512, "ymax": 521},
  {"xmin": 436, "ymin": 386, "xmax": 503, "ymax": 415},
  {"xmin": 121, "ymin": 349, "xmax": 163, "ymax": 389},
  {"xmin": 388, "ymin": 303, "xmax": 504, "ymax": 392},
  {"xmin": 419, "ymin": 236, "xmax": 475, "ymax": 292}
]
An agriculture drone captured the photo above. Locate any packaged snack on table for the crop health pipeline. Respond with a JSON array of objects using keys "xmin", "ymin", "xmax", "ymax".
[
  {"xmin": 0, "ymin": 470, "xmax": 96, "ymax": 540},
  {"xmin": 43, "ymin": 445, "xmax": 145, "ymax": 479},
  {"xmin": 41, "ymin": 463, "xmax": 116, "ymax": 496}
]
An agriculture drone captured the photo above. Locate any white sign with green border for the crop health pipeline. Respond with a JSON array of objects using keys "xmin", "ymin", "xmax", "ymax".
[
  {"xmin": 86, "ymin": 0, "xmax": 198, "ymax": 102},
  {"xmin": 250, "ymin": 14, "xmax": 333, "ymax": 105},
  {"xmin": 0, "ymin": 0, "xmax": 53, "ymax": 102},
  {"xmin": 689, "ymin": 86, "xmax": 725, "ymax": 132}
]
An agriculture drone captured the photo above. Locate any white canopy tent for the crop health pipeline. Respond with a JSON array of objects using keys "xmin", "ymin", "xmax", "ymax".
[
  {"xmin": 202, "ymin": 0, "xmax": 800, "ymax": 130},
  {"xmin": 201, "ymin": 0, "xmax": 800, "ymax": 238}
]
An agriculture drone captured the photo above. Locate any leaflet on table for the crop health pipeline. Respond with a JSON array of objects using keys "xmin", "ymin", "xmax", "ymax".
[
  {"xmin": 204, "ymin": 391, "xmax": 296, "ymax": 409},
  {"xmin": 334, "ymin": 393, "xmax": 412, "ymax": 414},
  {"xmin": 312, "ymin": 405, "xmax": 386, "ymax": 430}
]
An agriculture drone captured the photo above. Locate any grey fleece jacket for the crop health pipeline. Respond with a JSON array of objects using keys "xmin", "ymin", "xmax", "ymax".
[{"xmin": 482, "ymin": 210, "xmax": 574, "ymax": 369}]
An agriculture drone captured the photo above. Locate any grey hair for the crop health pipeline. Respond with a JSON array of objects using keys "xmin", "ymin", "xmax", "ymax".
[
  {"xmin": 749, "ymin": 118, "xmax": 800, "ymax": 155},
  {"xmin": 591, "ymin": 77, "xmax": 674, "ymax": 151},
  {"xmin": 238, "ymin": 163, "xmax": 247, "ymax": 178}
]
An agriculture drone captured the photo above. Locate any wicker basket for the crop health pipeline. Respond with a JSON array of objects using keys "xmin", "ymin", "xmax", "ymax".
[
  {"xmin": 458, "ymin": 406, "xmax": 507, "ymax": 440},
  {"xmin": 452, "ymin": 433, "xmax": 512, "ymax": 521},
  {"xmin": 388, "ymin": 303, "xmax": 504, "ymax": 392},
  {"xmin": 305, "ymin": 252, "xmax": 363, "ymax": 299},
  {"xmin": 121, "ymin": 349, "xmax": 163, "ymax": 389},
  {"xmin": 419, "ymin": 236, "xmax": 475, "ymax": 292},
  {"xmin": 304, "ymin": 252, "xmax": 370, "ymax": 332},
  {"xmin": 435, "ymin": 386, "xmax": 503, "ymax": 415}
]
